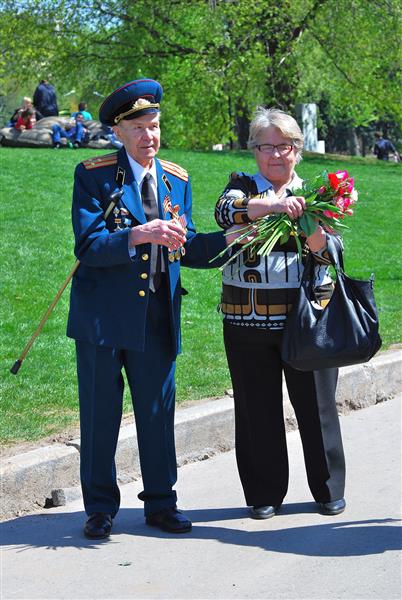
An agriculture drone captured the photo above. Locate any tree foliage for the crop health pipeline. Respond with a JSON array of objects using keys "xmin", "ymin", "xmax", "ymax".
[
  {"xmin": 0, "ymin": 0, "xmax": 400, "ymax": 149},
  {"xmin": 295, "ymin": 0, "xmax": 401, "ymax": 124}
]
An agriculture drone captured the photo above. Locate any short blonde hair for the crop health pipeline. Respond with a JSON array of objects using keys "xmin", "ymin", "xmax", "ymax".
[{"xmin": 248, "ymin": 107, "xmax": 304, "ymax": 156}]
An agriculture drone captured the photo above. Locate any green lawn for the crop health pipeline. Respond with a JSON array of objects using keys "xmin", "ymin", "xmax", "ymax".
[{"xmin": 0, "ymin": 147, "xmax": 400, "ymax": 446}]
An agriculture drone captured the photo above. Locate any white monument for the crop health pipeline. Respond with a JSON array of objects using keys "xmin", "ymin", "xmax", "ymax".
[{"xmin": 296, "ymin": 103, "xmax": 325, "ymax": 153}]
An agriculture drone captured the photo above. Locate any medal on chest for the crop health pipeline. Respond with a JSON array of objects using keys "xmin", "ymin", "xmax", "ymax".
[
  {"xmin": 163, "ymin": 195, "xmax": 187, "ymax": 262},
  {"xmin": 112, "ymin": 205, "xmax": 132, "ymax": 231}
]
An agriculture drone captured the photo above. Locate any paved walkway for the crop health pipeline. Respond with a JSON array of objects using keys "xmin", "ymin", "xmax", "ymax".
[
  {"xmin": 1, "ymin": 397, "xmax": 401, "ymax": 600},
  {"xmin": 3, "ymin": 350, "xmax": 401, "ymax": 521}
]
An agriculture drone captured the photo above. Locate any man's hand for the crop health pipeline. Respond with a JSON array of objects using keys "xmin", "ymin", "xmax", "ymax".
[{"xmin": 129, "ymin": 219, "xmax": 187, "ymax": 250}]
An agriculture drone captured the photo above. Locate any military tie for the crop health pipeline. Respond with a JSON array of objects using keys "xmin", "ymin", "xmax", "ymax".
[{"xmin": 141, "ymin": 173, "xmax": 161, "ymax": 292}]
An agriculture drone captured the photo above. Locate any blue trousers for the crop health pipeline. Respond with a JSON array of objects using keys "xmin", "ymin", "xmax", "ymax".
[
  {"xmin": 75, "ymin": 283, "xmax": 177, "ymax": 517},
  {"xmin": 52, "ymin": 122, "xmax": 85, "ymax": 144}
]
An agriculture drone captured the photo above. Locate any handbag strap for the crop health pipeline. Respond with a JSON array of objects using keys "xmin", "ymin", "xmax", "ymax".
[
  {"xmin": 300, "ymin": 235, "xmax": 344, "ymax": 286},
  {"xmin": 325, "ymin": 235, "xmax": 344, "ymax": 272}
]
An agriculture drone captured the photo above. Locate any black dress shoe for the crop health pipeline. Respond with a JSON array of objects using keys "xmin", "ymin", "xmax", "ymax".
[
  {"xmin": 83, "ymin": 512, "xmax": 113, "ymax": 539},
  {"xmin": 318, "ymin": 498, "xmax": 346, "ymax": 516},
  {"xmin": 249, "ymin": 505, "xmax": 277, "ymax": 520},
  {"xmin": 146, "ymin": 507, "xmax": 192, "ymax": 533}
]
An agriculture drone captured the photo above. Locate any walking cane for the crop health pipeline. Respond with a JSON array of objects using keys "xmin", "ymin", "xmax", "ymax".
[{"xmin": 10, "ymin": 188, "xmax": 124, "ymax": 375}]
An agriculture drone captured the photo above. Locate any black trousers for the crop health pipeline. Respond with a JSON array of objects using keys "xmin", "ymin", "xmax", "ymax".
[{"xmin": 223, "ymin": 323, "xmax": 346, "ymax": 507}]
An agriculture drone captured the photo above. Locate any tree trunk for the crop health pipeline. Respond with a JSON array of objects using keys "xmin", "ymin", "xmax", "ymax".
[
  {"xmin": 347, "ymin": 127, "xmax": 361, "ymax": 156},
  {"xmin": 235, "ymin": 101, "xmax": 249, "ymax": 149}
]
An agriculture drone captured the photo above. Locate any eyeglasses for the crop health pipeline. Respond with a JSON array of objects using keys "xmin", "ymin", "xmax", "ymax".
[{"xmin": 255, "ymin": 143, "xmax": 293, "ymax": 155}]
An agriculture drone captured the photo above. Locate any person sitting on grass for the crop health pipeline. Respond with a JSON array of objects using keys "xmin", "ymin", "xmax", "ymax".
[
  {"xmin": 14, "ymin": 107, "xmax": 36, "ymax": 131},
  {"xmin": 52, "ymin": 112, "xmax": 88, "ymax": 148},
  {"xmin": 8, "ymin": 97, "xmax": 40, "ymax": 127},
  {"xmin": 71, "ymin": 101, "xmax": 93, "ymax": 121}
]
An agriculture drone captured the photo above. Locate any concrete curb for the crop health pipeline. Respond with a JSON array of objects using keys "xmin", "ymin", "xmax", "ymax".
[{"xmin": 1, "ymin": 350, "xmax": 401, "ymax": 520}]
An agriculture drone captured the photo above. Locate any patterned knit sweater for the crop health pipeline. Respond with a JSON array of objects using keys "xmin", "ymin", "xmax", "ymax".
[{"xmin": 215, "ymin": 171, "xmax": 335, "ymax": 331}]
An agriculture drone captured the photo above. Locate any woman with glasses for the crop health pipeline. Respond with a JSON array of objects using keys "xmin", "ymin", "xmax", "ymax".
[{"xmin": 214, "ymin": 107, "xmax": 346, "ymax": 520}]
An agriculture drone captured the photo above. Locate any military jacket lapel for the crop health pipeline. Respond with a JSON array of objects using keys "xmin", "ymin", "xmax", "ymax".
[
  {"xmin": 156, "ymin": 159, "xmax": 171, "ymax": 221},
  {"xmin": 117, "ymin": 149, "xmax": 146, "ymax": 225}
]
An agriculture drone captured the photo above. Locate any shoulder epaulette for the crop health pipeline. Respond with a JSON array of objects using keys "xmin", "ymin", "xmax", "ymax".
[
  {"xmin": 159, "ymin": 159, "xmax": 189, "ymax": 182},
  {"xmin": 82, "ymin": 152, "xmax": 118, "ymax": 170}
]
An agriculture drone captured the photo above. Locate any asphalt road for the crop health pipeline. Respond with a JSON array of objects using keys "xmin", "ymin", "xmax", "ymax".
[{"xmin": 1, "ymin": 397, "xmax": 401, "ymax": 600}]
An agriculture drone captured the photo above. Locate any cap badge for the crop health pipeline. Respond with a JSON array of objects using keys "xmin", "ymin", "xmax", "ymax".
[{"xmin": 114, "ymin": 98, "xmax": 160, "ymax": 124}]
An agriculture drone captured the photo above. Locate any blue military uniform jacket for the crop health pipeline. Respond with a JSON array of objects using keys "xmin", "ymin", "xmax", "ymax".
[{"xmin": 67, "ymin": 147, "xmax": 225, "ymax": 356}]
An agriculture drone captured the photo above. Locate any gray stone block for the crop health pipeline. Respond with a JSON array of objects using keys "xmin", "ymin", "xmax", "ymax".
[
  {"xmin": 1, "ymin": 445, "xmax": 80, "ymax": 519},
  {"xmin": 0, "ymin": 117, "xmax": 114, "ymax": 149},
  {"xmin": 51, "ymin": 486, "xmax": 82, "ymax": 507}
]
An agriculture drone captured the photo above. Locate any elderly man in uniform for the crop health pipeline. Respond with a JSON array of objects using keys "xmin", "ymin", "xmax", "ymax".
[{"xmin": 67, "ymin": 79, "xmax": 226, "ymax": 539}]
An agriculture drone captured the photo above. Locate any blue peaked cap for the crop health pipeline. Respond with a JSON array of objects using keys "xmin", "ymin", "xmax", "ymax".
[{"xmin": 99, "ymin": 79, "xmax": 163, "ymax": 126}]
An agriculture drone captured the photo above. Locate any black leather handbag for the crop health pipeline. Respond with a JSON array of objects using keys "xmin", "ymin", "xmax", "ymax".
[{"xmin": 281, "ymin": 236, "xmax": 382, "ymax": 371}]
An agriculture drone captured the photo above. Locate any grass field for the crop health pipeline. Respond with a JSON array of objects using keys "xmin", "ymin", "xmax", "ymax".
[{"xmin": 0, "ymin": 146, "xmax": 401, "ymax": 446}]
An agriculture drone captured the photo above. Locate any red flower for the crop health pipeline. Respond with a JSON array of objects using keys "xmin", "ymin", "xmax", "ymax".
[
  {"xmin": 328, "ymin": 173, "xmax": 340, "ymax": 190},
  {"xmin": 328, "ymin": 172, "xmax": 354, "ymax": 196},
  {"xmin": 335, "ymin": 170, "xmax": 349, "ymax": 181},
  {"xmin": 323, "ymin": 209, "xmax": 340, "ymax": 219},
  {"xmin": 335, "ymin": 197, "xmax": 351, "ymax": 211}
]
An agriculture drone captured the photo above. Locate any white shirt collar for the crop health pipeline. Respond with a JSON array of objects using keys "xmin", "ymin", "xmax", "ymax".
[
  {"xmin": 126, "ymin": 152, "xmax": 157, "ymax": 187},
  {"xmin": 286, "ymin": 172, "xmax": 303, "ymax": 191},
  {"xmin": 251, "ymin": 172, "xmax": 274, "ymax": 193},
  {"xmin": 250, "ymin": 171, "xmax": 303, "ymax": 194}
]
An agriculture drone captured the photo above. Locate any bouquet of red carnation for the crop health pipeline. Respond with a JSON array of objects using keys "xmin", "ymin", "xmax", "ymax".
[{"xmin": 216, "ymin": 169, "xmax": 358, "ymax": 269}]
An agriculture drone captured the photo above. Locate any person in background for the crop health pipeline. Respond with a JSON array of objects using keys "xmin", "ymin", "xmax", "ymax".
[
  {"xmin": 214, "ymin": 106, "xmax": 346, "ymax": 521},
  {"xmin": 373, "ymin": 131, "xmax": 400, "ymax": 162},
  {"xmin": 67, "ymin": 78, "xmax": 226, "ymax": 540},
  {"xmin": 104, "ymin": 124, "xmax": 124, "ymax": 148},
  {"xmin": 33, "ymin": 79, "xmax": 59, "ymax": 118},
  {"xmin": 52, "ymin": 112, "xmax": 88, "ymax": 148},
  {"xmin": 72, "ymin": 101, "xmax": 93, "ymax": 121},
  {"xmin": 88, "ymin": 123, "xmax": 123, "ymax": 148},
  {"xmin": 8, "ymin": 97, "xmax": 41, "ymax": 126},
  {"xmin": 14, "ymin": 107, "xmax": 36, "ymax": 131}
]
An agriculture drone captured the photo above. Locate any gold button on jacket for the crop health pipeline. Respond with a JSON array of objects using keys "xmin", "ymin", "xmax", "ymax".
[
  {"xmin": 141, "ymin": 253, "xmax": 149, "ymax": 261},
  {"xmin": 140, "ymin": 273, "xmax": 148, "ymax": 279},
  {"xmin": 138, "ymin": 290, "xmax": 145, "ymax": 297}
]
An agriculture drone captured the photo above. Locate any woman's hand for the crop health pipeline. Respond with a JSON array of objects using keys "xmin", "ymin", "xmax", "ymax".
[
  {"xmin": 248, "ymin": 194, "xmax": 305, "ymax": 220},
  {"xmin": 306, "ymin": 224, "xmax": 327, "ymax": 253},
  {"xmin": 270, "ymin": 195, "xmax": 306, "ymax": 219},
  {"xmin": 225, "ymin": 224, "xmax": 257, "ymax": 246}
]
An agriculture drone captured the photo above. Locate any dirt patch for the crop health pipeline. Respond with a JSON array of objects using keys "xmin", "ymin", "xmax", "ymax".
[
  {"xmin": 1, "ymin": 427, "xmax": 81, "ymax": 459},
  {"xmin": 1, "ymin": 415, "xmax": 134, "ymax": 459}
]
